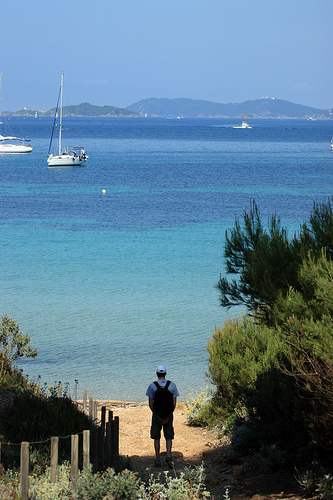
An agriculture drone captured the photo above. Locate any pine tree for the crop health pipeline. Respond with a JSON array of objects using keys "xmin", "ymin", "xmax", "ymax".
[{"xmin": 217, "ymin": 198, "xmax": 333, "ymax": 325}]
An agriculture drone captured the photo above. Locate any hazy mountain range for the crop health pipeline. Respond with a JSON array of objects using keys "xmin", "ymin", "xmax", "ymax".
[
  {"xmin": 127, "ymin": 97, "xmax": 332, "ymax": 119},
  {"xmin": 3, "ymin": 97, "xmax": 332, "ymax": 119}
]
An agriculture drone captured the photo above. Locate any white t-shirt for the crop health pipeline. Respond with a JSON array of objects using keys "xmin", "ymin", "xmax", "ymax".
[{"xmin": 146, "ymin": 379, "xmax": 179, "ymax": 399}]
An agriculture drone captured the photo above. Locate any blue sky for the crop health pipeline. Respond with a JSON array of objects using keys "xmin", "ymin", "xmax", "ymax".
[{"xmin": 1, "ymin": 0, "xmax": 332, "ymax": 111}]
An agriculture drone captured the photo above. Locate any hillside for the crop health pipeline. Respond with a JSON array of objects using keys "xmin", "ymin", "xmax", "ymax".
[
  {"xmin": 127, "ymin": 97, "xmax": 332, "ymax": 119},
  {"xmin": 6, "ymin": 102, "xmax": 141, "ymax": 118}
]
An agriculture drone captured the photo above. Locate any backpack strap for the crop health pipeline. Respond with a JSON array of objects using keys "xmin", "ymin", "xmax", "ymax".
[{"xmin": 153, "ymin": 380, "xmax": 171, "ymax": 390}]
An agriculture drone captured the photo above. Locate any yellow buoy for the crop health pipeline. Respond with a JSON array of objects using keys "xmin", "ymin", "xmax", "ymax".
[{"xmin": 102, "ymin": 189, "xmax": 106, "ymax": 195}]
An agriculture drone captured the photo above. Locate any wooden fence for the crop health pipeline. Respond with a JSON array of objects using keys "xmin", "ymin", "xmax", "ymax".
[{"xmin": 4, "ymin": 398, "xmax": 119, "ymax": 500}]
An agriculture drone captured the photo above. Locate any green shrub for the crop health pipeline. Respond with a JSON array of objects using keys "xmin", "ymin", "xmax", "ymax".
[
  {"xmin": 1, "ymin": 463, "xmax": 211, "ymax": 499},
  {"xmin": 75, "ymin": 466, "xmax": 118, "ymax": 499},
  {"xmin": 0, "ymin": 315, "xmax": 37, "ymax": 383},
  {"xmin": 207, "ymin": 315, "xmax": 282, "ymax": 400},
  {"xmin": 0, "ymin": 393, "xmax": 95, "ymax": 442},
  {"xmin": 231, "ymin": 368, "xmax": 311, "ymax": 464},
  {"xmin": 28, "ymin": 462, "xmax": 72, "ymax": 499},
  {"xmin": 181, "ymin": 386, "xmax": 213, "ymax": 426},
  {"xmin": 105, "ymin": 469, "xmax": 141, "ymax": 499},
  {"xmin": 0, "ymin": 392, "xmax": 96, "ymax": 468},
  {"xmin": 145, "ymin": 463, "xmax": 210, "ymax": 499}
]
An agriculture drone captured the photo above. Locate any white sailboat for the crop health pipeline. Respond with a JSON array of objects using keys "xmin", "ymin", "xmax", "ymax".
[
  {"xmin": 0, "ymin": 73, "xmax": 32, "ymax": 154},
  {"xmin": 47, "ymin": 72, "xmax": 88, "ymax": 167}
]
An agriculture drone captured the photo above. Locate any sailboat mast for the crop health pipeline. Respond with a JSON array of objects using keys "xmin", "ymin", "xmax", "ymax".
[{"xmin": 59, "ymin": 72, "xmax": 64, "ymax": 155}]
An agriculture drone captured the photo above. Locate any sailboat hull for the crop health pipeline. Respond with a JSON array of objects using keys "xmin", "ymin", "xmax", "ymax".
[
  {"xmin": 47, "ymin": 153, "xmax": 88, "ymax": 167},
  {"xmin": 0, "ymin": 143, "xmax": 32, "ymax": 153}
]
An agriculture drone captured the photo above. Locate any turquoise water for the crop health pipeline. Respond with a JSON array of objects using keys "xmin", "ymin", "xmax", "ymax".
[{"xmin": 0, "ymin": 117, "xmax": 332, "ymax": 401}]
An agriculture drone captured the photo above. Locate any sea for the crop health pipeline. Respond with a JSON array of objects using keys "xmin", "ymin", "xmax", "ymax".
[{"xmin": 0, "ymin": 116, "xmax": 332, "ymax": 402}]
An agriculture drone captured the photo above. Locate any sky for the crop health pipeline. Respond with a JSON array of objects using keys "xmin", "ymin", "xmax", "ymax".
[{"xmin": 0, "ymin": 0, "xmax": 332, "ymax": 112}]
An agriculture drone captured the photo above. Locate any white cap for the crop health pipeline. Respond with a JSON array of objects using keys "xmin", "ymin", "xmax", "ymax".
[{"xmin": 156, "ymin": 364, "xmax": 166, "ymax": 373}]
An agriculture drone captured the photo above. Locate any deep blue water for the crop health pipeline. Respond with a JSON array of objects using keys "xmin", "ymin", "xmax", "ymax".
[{"xmin": 0, "ymin": 117, "xmax": 332, "ymax": 401}]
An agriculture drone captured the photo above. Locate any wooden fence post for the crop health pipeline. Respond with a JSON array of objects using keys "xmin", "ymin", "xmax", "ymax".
[
  {"xmin": 101, "ymin": 406, "xmax": 106, "ymax": 434},
  {"xmin": 50, "ymin": 436, "xmax": 58, "ymax": 483},
  {"xmin": 106, "ymin": 419, "xmax": 112, "ymax": 468},
  {"xmin": 114, "ymin": 416, "xmax": 119, "ymax": 458},
  {"xmin": 110, "ymin": 416, "xmax": 116, "ymax": 463},
  {"xmin": 83, "ymin": 389, "xmax": 87, "ymax": 413},
  {"xmin": 91, "ymin": 427, "xmax": 98, "ymax": 473},
  {"xmin": 20, "ymin": 441, "xmax": 29, "ymax": 500},
  {"xmin": 71, "ymin": 434, "xmax": 79, "ymax": 486},
  {"xmin": 83, "ymin": 430, "xmax": 90, "ymax": 470},
  {"xmin": 89, "ymin": 396, "xmax": 94, "ymax": 418},
  {"xmin": 100, "ymin": 406, "xmax": 106, "ymax": 470}
]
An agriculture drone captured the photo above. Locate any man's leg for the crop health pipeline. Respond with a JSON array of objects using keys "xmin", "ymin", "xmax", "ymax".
[
  {"xmin": 151, "ymin": 414, "xmax": 162, "ymax": 466},
  {"xmin": 166, "ymin": 438, "xmax": 172, "ymax": 458},
  {"xmin": 154, "ymin": 438, "xmax": 161, "ymax": 461}
]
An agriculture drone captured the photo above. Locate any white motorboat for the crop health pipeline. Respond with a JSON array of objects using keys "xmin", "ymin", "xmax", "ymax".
[
  {"xmin": 0, "ymin": 73, "xmax": 32, "ymax": 153},
  {"xmin": 233, "ymin": 121, "xmax": 252, "ymax": 129},
  {"xmin": 331, "ymin": 137, "xmax": 333, "ymax": 150},
  {"xmin": 47, "ymin": 72, "xmax": 88, "ymax": 167}
]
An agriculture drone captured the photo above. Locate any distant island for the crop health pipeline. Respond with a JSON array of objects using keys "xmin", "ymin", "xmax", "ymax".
[
  {"xmin": 2, "ymin": 97, "xmax": 332, "ymax": 120},
  {"xmin": 1, "ymin": 102, "xmax": 141, "ymax": 118},
  {"xmin": 127, "ymin": 97, "xmax": 332, "ymax": 119}
]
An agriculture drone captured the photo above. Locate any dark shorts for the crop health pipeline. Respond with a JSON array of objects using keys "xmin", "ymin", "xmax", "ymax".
[{"xmin": 150, "ymin": 413, "xmax": 174, "ymax": 440}]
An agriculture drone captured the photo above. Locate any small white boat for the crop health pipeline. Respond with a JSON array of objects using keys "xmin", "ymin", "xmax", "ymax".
[
  {"xmin": 331, "ymin": 137, "xmax": 333, "ymax": 150},
  {"xmin": 0, "ymin": 73, "xmax": 32, "ymax": 154},
  {"xmin": 0, "ymin": 136, "xmax": 32, "ymax": 153},
  {"xmin": 233, "ymin": 121, "xmax": 252, "ymax": 129},
  {"xmin": 47, "ymin": 72, "xmax": 88, "ymax": 167}
]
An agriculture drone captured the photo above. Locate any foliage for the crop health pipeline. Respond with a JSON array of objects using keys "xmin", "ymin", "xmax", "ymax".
[
  {"xmin": 144, "ymin": 464, "xmax": 210, "ymax": 499},
  {"xmin": 217, "ymin": 200, "xmax": 302, "ymax": 323},
  {"xmin": 200, "ymin": 198, "xmax": 333, "ymax": 492},
  {"xmin": 273, "ymin": 251, "xmax": 333, "ymax": 451},
  {"xmin": 315, "ymin": 474, "xmax": 333, "ymax": 500},
  {"xmin": 29, "ymin": 462, "xmax": 72, "ymax": 499},
  {"xmin": 0, "ymin": 392, "xmax": 95, "ymax": 443},
  {"xmin": 0, "ymin": 365, "xmax": 36, "ymax": 393},
  {"xmin": 231, "ymin": 368, "xmax": 311, "ymax": 465},
  {"xmin": 297, "ymin": 461, "xmax": 333, "ymax": 500},
  {"xmin": 207, "ymin": 315, "xmax": 282, "ymax": 400},
  {"xmin": 181, "ymin": 386, "xmax": 213, "ymax": 426},
  {"xmin": 0, "ymin": 392, "xmax": 96, "ymax": 468},
  {"xmin": 75, "ymin": 466, "xmax": 118, "ymax": 499},
  {"xmin": 217, "ymin": 198, "xmax": 333, "ymax": 324},
  {"xmin": 301, "ymin": 197, "xmax": 333, "ymax": 260},
  {"xmin": 0, "ymin": 315, "xmax": 37, "ymax": 382},
  {"xmin": 0, "ymin": 463, "xmax": 211, "ymax": 499}
]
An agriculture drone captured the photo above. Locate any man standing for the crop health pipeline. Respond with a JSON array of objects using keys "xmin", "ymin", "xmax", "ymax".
[{"xmin": 146, "ymin": 364, "xmax": 179, "ymax": 467}]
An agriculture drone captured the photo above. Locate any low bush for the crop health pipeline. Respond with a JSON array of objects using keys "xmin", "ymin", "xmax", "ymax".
[
  {"xmin": 207, "ymin": 315, "xmax": 282, "ymax": 401},
  {"xmin": 231, "ymin": 368, "xmax": 311, "ymax": 465},
  {"xmin": 181, "ymin": 386, "xmax": 212, "ymax": 426},
  {"xmin": 1, "ymin": 463, "xmax": 211, "ymax": 499},
  {"xmin": 0, "ymin": 392, "xmax": 96, "ymax": 468}
]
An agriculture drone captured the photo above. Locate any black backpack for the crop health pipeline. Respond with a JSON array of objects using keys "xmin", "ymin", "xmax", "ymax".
[{"xmin": 153, "ymin": 380, "xmax": 174, "ymax": 419}]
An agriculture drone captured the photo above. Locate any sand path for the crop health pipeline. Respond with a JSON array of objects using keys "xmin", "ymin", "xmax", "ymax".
[{"xmin": 89, "ymin": 401, "xmax": 306, "ymax": 500}]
